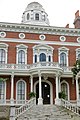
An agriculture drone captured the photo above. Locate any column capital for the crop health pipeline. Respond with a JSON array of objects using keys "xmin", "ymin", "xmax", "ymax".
[
  {"xmin": 38, "ymin": 70, "xmax": 41, "ymax": 76},
  {"xmin": 11, "ymin": 72, "xmax": 14, "ymax": 78}
]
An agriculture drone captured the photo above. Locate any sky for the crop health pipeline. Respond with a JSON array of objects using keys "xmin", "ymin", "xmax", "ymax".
[{"xmin": 0, "ymin": 0, "xmax": 80, "ymax": 28}]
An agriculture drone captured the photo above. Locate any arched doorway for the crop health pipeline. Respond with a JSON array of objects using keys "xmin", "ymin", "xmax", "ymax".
[{"xmin": 35, "ymin": 82, "xmax": 51, "ymax": 104}]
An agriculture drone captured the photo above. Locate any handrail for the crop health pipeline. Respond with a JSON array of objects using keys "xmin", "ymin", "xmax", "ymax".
[
  {"xmin": 0, "ymin": 63, "xmax": 74, "ymax": 74},
  {"xmin": 61, "ymin": 99, "xmax": 80, "ymax": 116},
  {"xmin": 15, "ymin": 98, "xmax": 36, "ymax": 118}
]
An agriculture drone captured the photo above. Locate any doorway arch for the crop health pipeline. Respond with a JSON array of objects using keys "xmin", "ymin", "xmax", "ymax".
[{"xmin": 34, "ymin": 80, "xmax": 53, "ymax": 104}]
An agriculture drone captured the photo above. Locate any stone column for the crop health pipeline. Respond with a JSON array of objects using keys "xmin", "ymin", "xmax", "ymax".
[
  {"xmin": 76, "ymin": 77, "xmax": 79, "ymax": 103},
  {"xmin": 30, "ymin": 75, "xmax": 33, "ymax": 92},
  {"xmin": 55, "ymin": 74, "xmax": 61, "ymax": 105},
  {"xmin": 58, "ymin": 76, "xmax": 61, "ymax": 92},
  {"xmin": 38, "ymin": 73, "xmax": 43, "ymax": 105},
  {"xmin": 10, "ymin": 73, "xmax": 14, "ymax": 104},
  {"xmin": 56, "ymin": 75, "xmax": 59, "ymax": 99}
]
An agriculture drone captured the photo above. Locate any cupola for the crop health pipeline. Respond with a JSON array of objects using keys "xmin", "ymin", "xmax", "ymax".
[{"xmin": 21, "ymin": 2, "xmax": 50, "ymax": 26}]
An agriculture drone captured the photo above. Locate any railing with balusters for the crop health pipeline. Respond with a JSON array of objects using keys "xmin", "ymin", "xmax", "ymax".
[
  {"xmin": 61, "ymin": 99, "xmax": 80, "ymax": 116},
  {"xmin": 0, "ymin": 62, "xmax": 71, "ymax": 70},
  {"xmin": 15, "ymin": 98, "xmax": 36, "ymax": 118}
]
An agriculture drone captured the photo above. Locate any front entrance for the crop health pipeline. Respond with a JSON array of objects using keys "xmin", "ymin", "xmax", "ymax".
[{"xmin": 36, "ymin": 82, "xmax": 50, "ymax": 104}]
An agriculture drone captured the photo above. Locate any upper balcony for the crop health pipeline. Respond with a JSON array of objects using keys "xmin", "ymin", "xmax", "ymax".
[{"xmin": 0, "ymin": 62, "xmax": 72, "ymax": 76}]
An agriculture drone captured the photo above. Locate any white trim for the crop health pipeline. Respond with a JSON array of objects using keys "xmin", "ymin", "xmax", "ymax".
[
  {"xmin": 16, "ymin": 79, "xmax": 27, "ymax": 101},
  {"xmin": 1, "ymin": 38, "xmax": 80, "ymax": 47},
  {"xmin": 0, "ymin": 81, "xmax": 6, "ymax": 101},
  {"xmin": 33, "ymin": 44, "xmax": 53, "ymax": 63},
  {"xmin": 34, "ymin": 80, "xmax": 53, "ymax": 104},
  {"xmin": 0, "ymin": 22, "xmax": 80, "ymax": 36},
  {"xmin": 0, "ymin": 43, "xmax": 8, "ymax": 64},
  {"xmin": 76, "ymin": 48, "xmax": 80, "ymax": 60},
  {"xmin": 16, "ymin": 44, "xmax": 28, "ymax": 64},
  {"xmin": 61, "ymin": 80, "xmax": 70, "ymax": 101},
  {"xmin": 58, "ymin": 47, "xmax": 69, "ymax": 67}
]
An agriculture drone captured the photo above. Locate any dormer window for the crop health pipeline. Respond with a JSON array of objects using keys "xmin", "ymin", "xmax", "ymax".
[
  {"xmin": 27, "ymin": 13, "xmax": 30, "ymax": 20},
  {"xmin": 35, "ymin": 13, "xmax": 39, "ymax": 20}
]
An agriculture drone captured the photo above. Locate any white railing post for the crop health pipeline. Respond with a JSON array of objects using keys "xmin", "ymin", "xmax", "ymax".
[
  {"xmin": 10, "ymin": 105, "xmax": 15, "ymax": 120},
  {"xmin": 38, "ymin": 72, "xmax": 43, "ymax": 105},
  {"xmin": 10, "ymin": 73, "xmax": 14, "ymax": 104}
]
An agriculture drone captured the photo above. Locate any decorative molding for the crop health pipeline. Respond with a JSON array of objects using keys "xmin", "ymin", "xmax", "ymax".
[
  {"xmin": 39, "ymin": 34, "xmax": 46, "ymax": 40},
  {"xmin": 0, "ymin": 32, "xmax": 6, "ymax": 38},
  {"xmin": 19, "ymin": 33, "xmax": 25, "ymax": 39},
  {"xmin": 0, "ymin": 22, "xmax": 80, "ymax": 36},
  {"xmin": 60, "ymin": 36, "xmax": 66, "ymax": 42},
  {"xmin": 1, "ymin": 37, "xmax": 80, "ymax": 47},
  {"xmin": 77, "ymin": 37, "xmax": 80, "ymax": 43}
]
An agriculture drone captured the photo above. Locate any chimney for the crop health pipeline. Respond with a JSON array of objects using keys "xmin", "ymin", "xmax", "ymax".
[
  {"xmin": 65, "ymin": 24, "xmax": 69, "ymax": 28},
  {"xmin": 75, "ymin": 10, "xmax": 79, "ymax": 18},
  {"xmin": 74, "ymin": 10, "xmax": 80, "ymax": 28}
]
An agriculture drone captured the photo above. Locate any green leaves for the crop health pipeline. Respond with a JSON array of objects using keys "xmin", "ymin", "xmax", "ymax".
[
  {"xmin": 71, "ymin": 60, "xmax": 80, "ymax": 79},
  {"xmin": 0, "ymin": 78, "xmax": 7, "ymax": 81}
]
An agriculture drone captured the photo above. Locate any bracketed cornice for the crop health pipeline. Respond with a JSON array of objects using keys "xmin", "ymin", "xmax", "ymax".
[{"xmin": 0, "ymin": 22, "xmax": 80, "ymax": 36}]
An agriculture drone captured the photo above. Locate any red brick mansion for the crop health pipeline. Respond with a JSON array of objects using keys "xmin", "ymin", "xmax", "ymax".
[{"xmin": 0, "ymin": 2, "xmax": 80, "ymax": 106}]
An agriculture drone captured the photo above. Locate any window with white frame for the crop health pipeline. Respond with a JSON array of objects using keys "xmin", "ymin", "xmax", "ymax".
[
  {"xmin": 58, "ymin": 47, "xmax": 69, "ymax": 67},
  {"xmin": 76, "ymin": 48, "xmax": 80, "ymax": 60},
  {"xmin": 16, "ymin": 44, "xmax": 28, "ymax": 64},
  {"xmin": 61, "ymin": 81, "xmax": 69, "ymax": 100},
  {"xmin": 39, "ymin": 53, "xmax": 46, "ymax": 62},
  {"xmin": 16, "ymin": 80, "xmax": 26, "ymax": 103},
  {"xmin": 27, "ymin": 13, "xmax": 30, "ymax": 20},
  {"xmin": 60, "ymin": 52, "xmax": 67, "ymax": 66},
  {"xmin": 0, "ymin": 81, "xmax": 6, "ymax": 101},
  {"xmin": 0, "ymin": 49, "xmax": 6, "ymax": 63},
  {"xmin": 61, "ymin": 82, "xmax": 68, "ymax": 100},
  {"xmin": 18, "ymin": 50, "xmax": 25, "ymax": 64},
  {"xmin": 33, "ymin": 44, "xmax": 54, "ymax": 63},
  {"xmin": 0, "ymin": 43, "xmax": 8, "ymax": 64},
  {"xmin": 35, "ymin": 13, "xmax": 39, "ymax": 20}
]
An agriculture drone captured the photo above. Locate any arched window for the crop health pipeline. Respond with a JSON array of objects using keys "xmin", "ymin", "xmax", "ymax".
[
  {"xmin": 48, "ymin": 56, "xmax": 51, "ymax": 62},
  {"xmin": 78, "ymin": 54, "xmax": 80, "ymax": 60},
  {"xmin": 35, "ymin": 13, "xmax": 39, "ymax": 20},
  {"xmin": 0, "ymin": 81, "xmax": 5, "ymax": 101},
  {"xmin": 35, "ymin": 55, "xmax": 37, "ymax": 63},
  {"xmin": 17, "ymin": 80, "xmax": 26, "ymax": 103},
  {"xmin": 40, "ymin": 53, "xmax": 46, "ymax": 62},
  {"xmin": 18, "ymin": 50, "xmax": 25, "ymax": 64},
  {"xmin": 27, "ymin": 13, "xmax": 30, "ymax": 20},
  {"xmin": 60, "ymin": 52, "xmax": 67, "ymax": 66},
  {"xmin": 0, "ymin": 49, "xmax": 6, "ymax": 63},
  {"xmin": 43, "ymin": 15, "xmax": 46, "ymax": 21},
  {"xmin": 61, "ymin": 82, "xmax": 68, "ymax": 100}
]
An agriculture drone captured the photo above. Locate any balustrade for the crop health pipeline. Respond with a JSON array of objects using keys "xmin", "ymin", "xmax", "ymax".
[{"xmin": 0, "ymin": 62, "xmax": 72, "ymax": 73}]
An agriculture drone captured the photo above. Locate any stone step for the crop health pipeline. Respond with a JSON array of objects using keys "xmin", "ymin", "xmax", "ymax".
[{"xmin": 16, "ymin": 105, "xmax": 80, "ymax": 120}]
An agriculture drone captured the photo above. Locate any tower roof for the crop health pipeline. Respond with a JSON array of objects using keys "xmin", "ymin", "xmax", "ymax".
[
  {"xmin": 22, "ymin": 2, "xmax": 50, "ymax": 26},
  {"xmin": 25, "ymin": 2, "xmax": 45, "ymax": 11}
]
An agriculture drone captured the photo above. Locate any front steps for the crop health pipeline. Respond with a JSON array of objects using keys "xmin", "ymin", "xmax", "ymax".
[{"xmin": 16, "ymin": 105, "xmax": 80, "ymax": 120}]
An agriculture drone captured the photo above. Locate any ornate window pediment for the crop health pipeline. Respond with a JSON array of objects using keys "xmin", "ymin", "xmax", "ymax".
[
  {"xmin": 33, "ymin": 44, "xmax": 54, "ymax": 63},
  {"xmin": 58, "ymin": 47, "xmax": 69, "ymax": 67},
  {"xmin": 16, "ymin": 44, "xmax": 28, "ymax": 64}
]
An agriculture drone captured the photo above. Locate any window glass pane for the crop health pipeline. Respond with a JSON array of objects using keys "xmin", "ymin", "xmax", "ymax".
[
  {"xmin": 27, "ymin": 13, "xmax": 29, "ymax": 20},
  {"xmin": 35, "ymin": 55, "xmax": 37, "ymax": 63},
  {"xmin": 78, "ymin": 54, "xmax": 80, "ymax": 60},
  {"xmin": 60, "ymin": 53, "xmax": 67, "ymax": 66},
  {"xmin": 0, "ymin": 49, "xmax": 6, "ymax": 63},
  {"xmin": 40, "ymin": 53, "xmax": 46, "ymax": 62},
  {"xmin": 17, "ymin": 81, "xmax": 25, "ymax": 100},
  {"xmin": 0, "ymin": 81, "xmax": 5, "ymax": 99},
  {"xmin": 61, "ymin": 83, "xmax": 68, "ymax": 100},
  {"xmin": 35, "ymin": 13, "xmax": 39, "ymax": 20},
  {"xmin": 18, "ymin": 50, "xmax": 25, "ymax": 64},
  {"xmin": 48, "ymin": 56, "xmax": 51, "ymax": 62}
]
